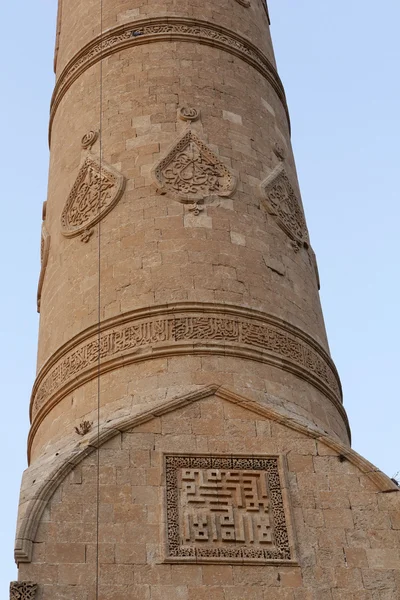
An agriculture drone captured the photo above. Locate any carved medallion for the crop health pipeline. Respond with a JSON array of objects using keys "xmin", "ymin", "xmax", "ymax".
[
  {"xmin": 81, "ymin": 130, "xmax": 98, "ymax": 150},
  {"xmin": 10, "ymin": 582, "xmax": 37, "ymax": 600},
  {"xmin": 261, "ymin": 164, "xmax": 309, "ymax": 248},
  {"xmin": 37, "ymin": 224, "xmax": 50, "ymax": 313},
  {"xmin": 178, "ymin": 107, "xmax": 201, "ymax": 122},
  {"xmin": 165, "ymin": 455, "xmax": 294, "ymax": 563},
  {"xmin": 153, "ymin": 131, "xmax": 236, "ymax": 202},
  {"xmin": 61, "ymin": 155, "xmax": 125, "ymax": 239}
]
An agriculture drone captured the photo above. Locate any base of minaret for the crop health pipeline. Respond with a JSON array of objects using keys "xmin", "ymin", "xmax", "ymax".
[{"xmin": 15, "ymin": 387, "xmax": 399, "ymax": 599}]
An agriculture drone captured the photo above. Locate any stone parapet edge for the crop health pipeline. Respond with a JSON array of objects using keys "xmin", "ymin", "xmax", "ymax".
[
  {"xmin": 29, "ymin": 303, "xmax": 346, "ymax": 455},
  {"xmin": 49, "ymin": 16, "xmax": 289, "ymax": 144},
  {"xmin": 17, "ymin": 385, "xmax": 398, "ymax": 564}
]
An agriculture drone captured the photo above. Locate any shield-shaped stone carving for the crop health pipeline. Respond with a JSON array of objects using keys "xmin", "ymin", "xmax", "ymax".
[
  {"xmin": 261, "ymin": 163, "xmax": 309, "ymax": 248},
  {"xmin": 61, "ymin": 155, "xmax": 125, "ymax": 238},
  {"xmin": 153, "ymin": 130, "xmax": 236, "ymax": 202},
  {"xmin": 10, "ymin": 582, "xmax": 37, "ymax": 600}
]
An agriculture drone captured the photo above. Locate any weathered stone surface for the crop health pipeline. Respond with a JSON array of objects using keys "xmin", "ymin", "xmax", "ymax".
[{"xmin": 13, "ymin": 0, "xmax": 400, "ymax": 598}]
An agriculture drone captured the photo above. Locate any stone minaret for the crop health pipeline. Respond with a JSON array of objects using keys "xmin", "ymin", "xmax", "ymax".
[{"xmin": 12, "ymin": 1, "xmax": 399, "ymax": 599}]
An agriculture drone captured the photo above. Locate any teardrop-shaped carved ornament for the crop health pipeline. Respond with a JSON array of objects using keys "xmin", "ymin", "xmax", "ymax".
[
  {"xmin": 61, "ymin": 156, "xmax": 125, "ymax": 238},
  {"xmin": 153, "ymin": 130, "xmax": 236, "ymax": 202},
  {"xmin": 37, "ymin": 224, "xmax": 50, "ymax": 313},
  {"xmin": 261, "ymin": 163, "xmax": 309, "ymax": 247}
]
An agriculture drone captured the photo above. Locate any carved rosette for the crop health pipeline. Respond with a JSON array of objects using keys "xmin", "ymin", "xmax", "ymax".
[
  {"xmin": 261, "ymin": 164, "xmax": 309, "ymax": 249},
  {"xmin": 10, "ymin": 582, "xmax": 37, "ymax": 600},
  {"xmin": 61, "ymin": 155, "xmax": 125, "ymax": 239},
  {"xmin": 165, "ymin": 455, "xmax": 294, "ymax": 563},
  {"xmin": 37, "ymin": 224, "xmax": 50, "ymax": 313},
  {"xmin": 153, "ymin": 131, "xmax": 236, "ymax": 203}
]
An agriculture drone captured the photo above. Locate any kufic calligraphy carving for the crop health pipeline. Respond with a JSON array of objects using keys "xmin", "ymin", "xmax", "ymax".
[
  {"xmin": 10, "ymin": 582, "xmax": 37, "ymax": 600},
  {"xmin": 153, "ymin": 130, "xmax": 236, "ymax": 202},
  {"xmin": 61, "ymin": 155, "xmax": 125, "ymax": 239},
  {"xmin": 165, "ymin": 455, "xmax": 293, "ymax": 563}
]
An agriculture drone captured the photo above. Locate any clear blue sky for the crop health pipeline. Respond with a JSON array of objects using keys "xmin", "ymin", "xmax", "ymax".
[{"xmin": 0, "ymin": 0, "xmax": 399, "ymax": 593}]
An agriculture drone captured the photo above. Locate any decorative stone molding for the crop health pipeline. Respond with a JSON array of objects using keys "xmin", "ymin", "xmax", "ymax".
[
  {"xmin": 49, "ymin": 17, "xmax": 288, "ymax": 141},
  {"xmin": 165, "ymin": 454, "xmax": 295, "ymax": 564},
  {"xmin": 60, "ymin": 155, "xmax": 125, "ymax": 240},
  {"xmin": 29, "ymin": 303, "xmax": 343, "ymax": 444},
  {"xmin": 261, "ymin": 163, "xmax": 309, "ymax": 249},
  {"xmin": 153, "ymin": 130, "xmax": 236, "ymax": 202},
  {"xmin": 18, "ymin": 385, "xmax": 397, "ymax": 564},
  {"xmin": 37, "ymin": 224, "xmax": 50, "ymax": 313},
  {"xmin": 10, "ymin": 582, "xmax": 37, "ymax": 600},
  {"xmin": 178, "ymin": 107, "xmax": 201, "ymax": 122},
  {"xmin": 235, "ymin": 0, "xmax": 251, "ymax": 7}
]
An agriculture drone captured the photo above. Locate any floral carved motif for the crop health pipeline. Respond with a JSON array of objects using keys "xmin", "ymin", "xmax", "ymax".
[
  {"xmin": 261, "ymin": 164, "xmax": 309, "ymax": 249},
  {"xmin": 165, "ymin": 455, "xmax": 294, "ymax": 563},
  {"xmin": 10, "ymin": 582, "xmax": 37, "ymax": 600},
  {"xmin": 61, "ymin": 155, "xmax": 125, "ymax": 239},
  {"xmin": 154, "ymin": 131, "xmax": 236, "ymax": 202},
  {"xmin": 37, "ymin": 224, "xmax": 50, "ymax": 313}
]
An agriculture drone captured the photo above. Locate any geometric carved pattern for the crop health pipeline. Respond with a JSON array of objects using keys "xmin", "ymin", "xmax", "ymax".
[
  {"xmin": 10, "ymin": 582, "xmax": 37, "ymax": 600},
  {"xmin": 61, "ymin": 155, "xmax": 125, "ymax": 239},
  {"xmin": 261, "ymin": 163, "xmax": 309, "ymax": 250},
  {"xmin": 165, "ymin": 455, "xmax": 293, "ymax": 563},
  {"xmin": 153, "ymin": 131, "xmax": 236, "ymax": 202},
  {"xmin": 30, "ymin": 307, "xmax": 342, "ymax": 421}
]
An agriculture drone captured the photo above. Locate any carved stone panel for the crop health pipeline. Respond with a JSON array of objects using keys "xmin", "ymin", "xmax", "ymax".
[
  {"xmin": 37, "ymin": 224, "xmax": 50, "ymax": 313},
  {"xmin": 261, "ymin": 164, "xmax": 309, "ymax": 248},
  {"xmin": 165, "ymin": 455, "xmax": 294, "ymax": 563},
  {"xmin": 153, "ymin": 131, "xmax": 236, "ymax": 202},
  {"xmin": 10, "ymin": 582, "xmax": 37, "ymax": 600},
  {"xmin": 61, "ymin": 155, "xmax": 125, "ymax": 239}
]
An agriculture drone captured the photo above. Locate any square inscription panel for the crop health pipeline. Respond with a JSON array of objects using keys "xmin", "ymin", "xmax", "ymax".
[{"xmin": 165, "ymin": 455, "xmax": 294, "ymax": 563}]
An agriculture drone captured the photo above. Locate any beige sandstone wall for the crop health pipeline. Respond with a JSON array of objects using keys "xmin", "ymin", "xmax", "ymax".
[
  {"xmin": 32, "ymin": 0, "xmax": 346, "ymax": 462},
  {"xmin": 14, "ymin": 1, "xmax": 400, "ymax": 598},
  {"xmin": 17, "ymin": 395, "xmax": 400, "ymax": 599}
]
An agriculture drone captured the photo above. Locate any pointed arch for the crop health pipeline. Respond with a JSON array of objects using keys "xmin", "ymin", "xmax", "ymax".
[{"xmin": 15, "ymin": 385, "xmax": 398, "ymax": 565}]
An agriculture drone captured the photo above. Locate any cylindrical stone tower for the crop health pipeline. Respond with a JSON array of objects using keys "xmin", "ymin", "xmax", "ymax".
[{"xmin": 12, "ymin": 1, "xmax": 399, "ymax": 599}]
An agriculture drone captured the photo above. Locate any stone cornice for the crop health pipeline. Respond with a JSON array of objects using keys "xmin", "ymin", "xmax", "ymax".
[
  {"xmin": 17, "ymin": 385, "xmax": 397, "ymax": 565},
  {"xmin": 49, "ymin": 16, "xmax": 289, "ymax": 142},
  {"xmin": 29, "ymin": 303, "xmax": 345, "ymax": 453}
]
